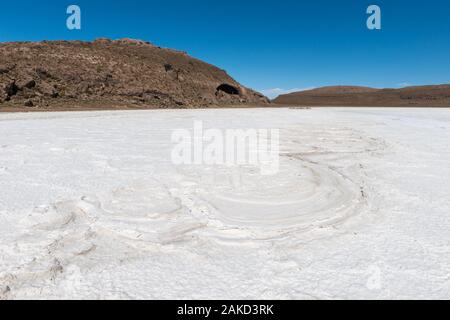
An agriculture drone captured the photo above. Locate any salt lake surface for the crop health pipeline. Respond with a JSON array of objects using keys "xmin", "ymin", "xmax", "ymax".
[{"xmin": 0, "ymin": 107, "xmax": 449, "ymax": 299}]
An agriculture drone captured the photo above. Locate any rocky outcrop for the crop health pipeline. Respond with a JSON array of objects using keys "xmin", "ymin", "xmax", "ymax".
[{"xmin": 0, "ymin": 39, "xmax": 269, "ymax": 109}]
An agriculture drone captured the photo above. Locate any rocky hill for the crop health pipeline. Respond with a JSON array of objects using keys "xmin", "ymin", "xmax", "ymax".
[
  {"xmin": 273, "ymin": 85, "xmax": 450, "ymax": 107},
  {"xmin": 0, "ymin": 39, "xmax": 269, "ymax": 111}
]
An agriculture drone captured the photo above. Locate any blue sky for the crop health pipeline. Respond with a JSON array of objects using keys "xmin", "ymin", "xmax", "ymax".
[{"xmin": 1, "ymin": 0, "xmax": 449, "ymax": 98}]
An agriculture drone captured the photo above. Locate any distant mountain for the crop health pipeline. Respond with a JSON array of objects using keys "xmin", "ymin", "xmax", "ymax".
[
  {"xmin": 273, "ymin": 85, "xmax": 450, "ymax": 107},
  {"xmin": 0, "ymin": 39, "xmax": 269, "ymax": 111},
  {"xmin": 297, "ymin": 86, "xmax": 379, "ymax": 94}
]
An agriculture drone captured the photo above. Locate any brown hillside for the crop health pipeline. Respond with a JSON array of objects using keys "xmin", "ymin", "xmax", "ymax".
[
  {"xmin": 273, "ymin": 85, "xmax": 450, "ymax": 107},
  {"xmin": 0, "ymin": 39, "xmax": 269, "ymax": 111},
  {"xmin": 301, "ymin": 86, "xmax": 378, "ymax": 94}
]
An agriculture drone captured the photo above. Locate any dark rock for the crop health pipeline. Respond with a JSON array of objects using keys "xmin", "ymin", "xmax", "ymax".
[
  {"xmin": 4, "ymin": 81, "xmax": 19, "ymax": 97},
  {"xmin": 19, "ymin": 79, "xmax": 36, "ymax": 89},
  {"xmin": 24, "ymin": 100, "xmax": 34, "ymax": 107},
  {"xmin": 164, "ymin": 64, "xmax": 173, "ymax": 72}
]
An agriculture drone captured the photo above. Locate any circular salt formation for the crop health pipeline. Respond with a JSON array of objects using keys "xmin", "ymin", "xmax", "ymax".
[
  {"xmin": 204, "ymin": 163, "xmax": 359, "ymax": 228},
  {"xmin": 167, "ymin": 126, "xmax": 381, "ymax": 241}
]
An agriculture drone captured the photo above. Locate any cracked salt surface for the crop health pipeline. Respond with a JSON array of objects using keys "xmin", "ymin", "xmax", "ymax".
[{"xmin": 0, "ymin": 107, "xmax": 449, "ymax": 299}]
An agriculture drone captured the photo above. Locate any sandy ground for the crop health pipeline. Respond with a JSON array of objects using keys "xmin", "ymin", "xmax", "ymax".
[{"xmin": 0, "ymin": 107, "xmax": 449, "ymax": 299}]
